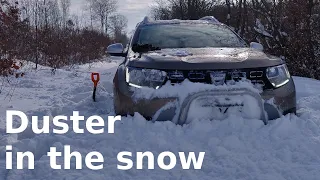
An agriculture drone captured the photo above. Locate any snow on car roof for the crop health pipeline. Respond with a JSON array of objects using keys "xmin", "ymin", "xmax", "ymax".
[
  {"xmin": 144, "ymin": 20, "xmax": 220, "ymax": 25},
  {"xmin": 137, "ymin": 16, "xmax": 223, "ymax": 27}
]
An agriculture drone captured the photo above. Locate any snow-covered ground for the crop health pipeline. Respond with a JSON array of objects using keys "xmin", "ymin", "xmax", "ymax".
[{"xmin": 0, "ymin": 59, "xmax": 320, "ymax": 180}]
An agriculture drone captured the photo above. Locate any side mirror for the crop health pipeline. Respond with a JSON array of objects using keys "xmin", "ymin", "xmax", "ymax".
[
  {"xmin": 250, "ymin": 42, "xmax": 264, "ymax": 51},
  {"xmin": 107, "ymin": 43, "xmax": 125, "ymax": 57}
]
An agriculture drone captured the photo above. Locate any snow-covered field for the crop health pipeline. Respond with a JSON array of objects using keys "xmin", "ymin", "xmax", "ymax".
[{"xmin": 0, "ymin": 59, "xmax": 320, "ymax": 180}]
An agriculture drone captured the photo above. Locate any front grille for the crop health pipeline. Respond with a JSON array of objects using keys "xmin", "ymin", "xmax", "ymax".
[
  {"xmin": 166, "ymin": 68, "xmax": 273, "ymax": 89},
  {"xmin": 250, "ymin": 71, "xmax": 263, "ymax": 78}
]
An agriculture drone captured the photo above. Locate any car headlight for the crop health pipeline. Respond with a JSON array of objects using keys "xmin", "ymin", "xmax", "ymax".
[
  {"xmin": 126, "ymin": 67, "xmax": 167, "ymax": 89},
  {"xmin": 267, "ymin": 64, "xmax": 291, "ymax": 88}
]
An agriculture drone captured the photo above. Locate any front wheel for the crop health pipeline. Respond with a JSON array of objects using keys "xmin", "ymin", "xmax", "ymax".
[
  {"xmin": 113, "ymin": 86, "xmax": 122, "ymax": 115},
  {"xmin": 113, "ymin": 85, "xmax": 132, "ymax": 117}
]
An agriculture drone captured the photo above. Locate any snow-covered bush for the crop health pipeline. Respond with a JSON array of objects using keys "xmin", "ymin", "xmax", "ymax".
[{"xmin": 0, "ymin": 59, "xmax": 13, "ymax": 76}]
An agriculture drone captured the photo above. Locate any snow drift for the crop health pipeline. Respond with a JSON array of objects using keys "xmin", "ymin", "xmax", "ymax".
[{"xmin": 0, "ymin": 60, "xmax": 320, "ymax": 180}]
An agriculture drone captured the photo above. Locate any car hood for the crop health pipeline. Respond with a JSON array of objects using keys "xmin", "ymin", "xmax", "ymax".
[{"xmin": 127, "ymin": 48, "xmax": 284, "ymax": 70}]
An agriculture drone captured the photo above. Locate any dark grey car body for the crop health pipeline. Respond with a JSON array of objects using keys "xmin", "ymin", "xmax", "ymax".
[{"xmin": 110, "ymin": 18, "xmax": 296, "ymax": 123}]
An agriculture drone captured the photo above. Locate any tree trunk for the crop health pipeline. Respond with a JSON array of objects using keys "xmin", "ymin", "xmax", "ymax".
[{"xmin": 226, "ymin": 0, "xmax": 231, "ymax": 26}]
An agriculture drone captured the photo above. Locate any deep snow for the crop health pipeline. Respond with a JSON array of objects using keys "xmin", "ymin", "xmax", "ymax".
[{"xmin": 0, "ymin": 59, "xmax": 320, "ymax": 180}]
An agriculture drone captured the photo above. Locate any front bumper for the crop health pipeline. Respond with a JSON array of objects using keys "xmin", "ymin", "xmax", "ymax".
[
  {"xmin": 114, "ymin": 68, "xmax": 296, "ymax": 124},
  {"xmin": 176, "ymin": 88, "xmax": 267, "ymax": 124}
]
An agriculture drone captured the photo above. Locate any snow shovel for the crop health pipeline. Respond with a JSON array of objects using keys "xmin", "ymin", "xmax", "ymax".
[{"xmin": 91, "ymin": 72, "xmax": 100, "ymax": 102}]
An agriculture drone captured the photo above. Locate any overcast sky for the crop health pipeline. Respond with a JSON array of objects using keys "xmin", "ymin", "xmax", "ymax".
[{"xmin": 70, "ymin": 0, "xmax": 155, "ymax": 32}]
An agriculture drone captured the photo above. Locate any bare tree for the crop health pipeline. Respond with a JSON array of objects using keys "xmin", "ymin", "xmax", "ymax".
[
  {"xmin": 60, "ymin": 0, "xmax": 70, "ymax": 28},
  {"xmin": 225, "ymin": 0, "xmax": 231, "ymax": 25},
  {"xmin": 108, "ymin": 14, "xmax": 127, "ymax": 36},
  {"xmin": 108, "ymin": 14, "xmax": 128, "ymax": 44},
  {"xmin": 86, "ymin": 0, "xmax": 117, "ymax": 34},
  {"xmin": 152, "ymin": 0, "xmax": 217, "ymax": 20}
]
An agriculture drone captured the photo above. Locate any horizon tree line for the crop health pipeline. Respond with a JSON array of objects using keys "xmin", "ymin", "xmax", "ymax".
[{"xmin": 0, "ymin": 0, "xmax": 129, "ymax": 73}]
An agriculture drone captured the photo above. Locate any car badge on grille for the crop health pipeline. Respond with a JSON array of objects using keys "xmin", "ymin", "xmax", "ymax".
[{"xmin": 210, "ymin": 71, "xmax": 226, "ymax": 85}]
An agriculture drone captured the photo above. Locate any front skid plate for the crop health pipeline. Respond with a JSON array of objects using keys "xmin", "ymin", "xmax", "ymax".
[{"xmin": 154, "ymin": 88, "xmax": 268, "ymax": 125}]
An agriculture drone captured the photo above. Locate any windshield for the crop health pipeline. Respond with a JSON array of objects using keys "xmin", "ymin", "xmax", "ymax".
[{"xmin": 132, "ymin": 23, "xmax": 246, "ymax": 50}]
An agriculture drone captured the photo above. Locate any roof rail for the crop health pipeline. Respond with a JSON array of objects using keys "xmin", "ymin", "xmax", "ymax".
[
  {"xmin": 142, "ymin": 16, "xmax": 151, "ymax": 24},
  {"xmin": 199, "ymin": 16, "xmax": 220, "ymax": 23}
]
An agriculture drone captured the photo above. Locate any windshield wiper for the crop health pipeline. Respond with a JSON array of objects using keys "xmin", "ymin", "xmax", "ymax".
[{"xmin": 132, "ymin": 44, "xmax": 161, "ymax": 53}]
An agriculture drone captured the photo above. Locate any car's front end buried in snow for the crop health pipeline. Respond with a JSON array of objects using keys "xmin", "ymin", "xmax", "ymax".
[
  {"xmin": 113, "ymin": 61, "xmax": 296, "ymax": 125},
  {"xmin": 113, "ymin": 69, "xmax": 296, "ymax": 125}
]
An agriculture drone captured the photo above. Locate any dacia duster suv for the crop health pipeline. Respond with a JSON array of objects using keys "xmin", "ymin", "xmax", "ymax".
[{"xmin": 107, "ymin": 16, "xmax": 296, "ymax": 124}]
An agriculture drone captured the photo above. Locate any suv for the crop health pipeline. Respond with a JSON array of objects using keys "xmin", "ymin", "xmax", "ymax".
[{"xmin": 108, "ymin": 16, "xmax": 296, "ymax": 124}]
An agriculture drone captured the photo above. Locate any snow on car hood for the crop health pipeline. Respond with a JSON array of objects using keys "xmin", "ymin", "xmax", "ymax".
[{"xmin": 128, "ymin": 48, "xmax": 283, "ymax": 70}]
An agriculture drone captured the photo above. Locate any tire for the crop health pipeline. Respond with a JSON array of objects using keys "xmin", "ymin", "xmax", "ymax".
[
  {"xmin": 113, "ymin": 86, "xmax": 121, "ymax": 115},
  {"xmin": 113, "ymin": 85, "xmax": 130, "ymax": 117}
]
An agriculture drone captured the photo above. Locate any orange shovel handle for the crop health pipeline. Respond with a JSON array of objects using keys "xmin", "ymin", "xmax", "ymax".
[{"xmin": 91, "ymin": 73, "xmax": 100, "ymax": 87}]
